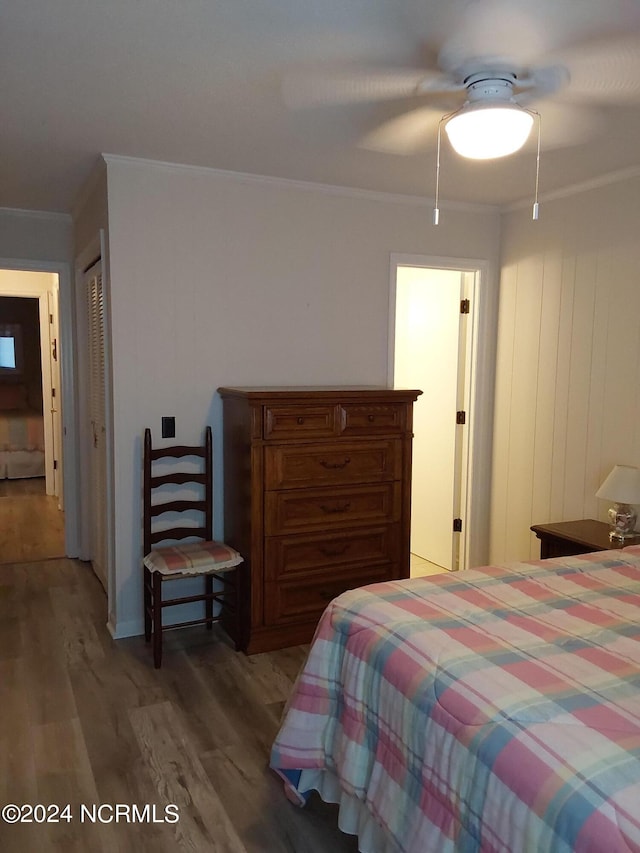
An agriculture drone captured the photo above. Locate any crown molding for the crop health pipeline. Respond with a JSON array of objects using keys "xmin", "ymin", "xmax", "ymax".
[
  {"xmin": 101, "ymin": 153, "xmax": 500, "ymax": 215},
  {"xmin": 505, "ymin": 164, "xmax": 640, "ymax": 213},
  {"xmin": 0, "ymin": 206, "xmax": 71, "ymax": 222}
]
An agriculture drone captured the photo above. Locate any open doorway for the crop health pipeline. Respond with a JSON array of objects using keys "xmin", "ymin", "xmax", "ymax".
[
  {"xmin": 389, "ymin": 254, "xmax": 485, "ymax": 576},
  {"xmin": 0, "ymin": 269, "xmax": 65, "ymax": 562}
]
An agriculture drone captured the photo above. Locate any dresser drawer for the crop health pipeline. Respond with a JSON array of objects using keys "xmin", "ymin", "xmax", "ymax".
[
  {"xmin": 265, "ymin": 525, "xmax": 398, "ymax": 579},
  {"xmin": 264, "ymin": 405, "xmax": 337, "ymax": 439},
  {"xmin": 264, "ymin": 565, "xmax": 391, "ymax": 624},
  {"xmin": 340, "ymin": 403, "xmax": 405, "ymax": 435},
  {"xmin": 265, "ymin": 482, "xmax": 400, "ymax": 535},
  {"xmin": 264, "ymin": 439, "xmax": 400, "ymax": 489}
]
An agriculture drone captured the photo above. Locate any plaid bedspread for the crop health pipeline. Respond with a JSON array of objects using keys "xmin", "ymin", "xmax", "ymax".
[
  {"xmin": 0, "ymin": 410, "xmax": 45, "ymax": 452},
  {"xmin": 270, "ymin": 548, "xmax": 640, "ymax": 852}
]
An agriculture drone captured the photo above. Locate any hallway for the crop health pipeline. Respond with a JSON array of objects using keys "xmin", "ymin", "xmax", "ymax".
[{"xmin": 0, "ymin": 478, "xmax": 65, "ymax": 564}]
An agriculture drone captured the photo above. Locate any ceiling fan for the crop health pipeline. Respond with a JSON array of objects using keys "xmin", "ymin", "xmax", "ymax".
[{"xmin": 283, "ymin": 0, "xmax": 640, "ymax": 161}]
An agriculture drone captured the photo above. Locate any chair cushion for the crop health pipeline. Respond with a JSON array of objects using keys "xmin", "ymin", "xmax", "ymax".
[{"xmin": 144, "ymin": 540, "xmax": 243, "ymax": 576}]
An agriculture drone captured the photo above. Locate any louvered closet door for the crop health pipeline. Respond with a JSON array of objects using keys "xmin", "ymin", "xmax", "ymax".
[{"xmin": 86, "ymin": 263, "xmax": 108, "ymax": 591}]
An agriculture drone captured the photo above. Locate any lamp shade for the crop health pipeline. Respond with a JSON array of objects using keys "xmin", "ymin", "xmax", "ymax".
[
  {"xmin": 596, "ymin": 465, "xmax": 640, "ymax": 504},
  {"xmin": 445, "ymin": 102, "xmax": 534, "ymax": 160}
]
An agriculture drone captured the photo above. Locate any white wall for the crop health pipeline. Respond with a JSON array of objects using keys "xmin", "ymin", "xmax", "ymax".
[
  {"xmin": 102, "ymin": 156, "xmax": 501, "ymax": 636},
  {"xmin": 491, "ymin": 174, "xmax": 640, "ymax": 563},
  {"xmin": 0, "ymin": 208, "xmax": 72, "ymax": 263},
  {"xmin": 73, "ymin": 164, "xmax": 109, "ymax": 258},
  {"xmin": 0, "ymin": 269, "xmax": 57, "ymax": 292}
]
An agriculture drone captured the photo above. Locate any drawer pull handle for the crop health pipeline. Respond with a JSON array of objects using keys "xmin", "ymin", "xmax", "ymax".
[
  {"xmin": 320, "ymin": 457, "xmax": 351, "ymax": 470},
  {"xmin": 367, "ymin": 414, "xmax": 375, "ymax": 422},
  {"xmin": 297, "ymin": 417, "xmax": 305, "ymax": 425},
  {"xmin": 320, "ymin": 502, "xmax": 351, "ymax": 514},
  {"xmin": 320, "ymin": 544, "xmax": 349, "ymax": 557}
]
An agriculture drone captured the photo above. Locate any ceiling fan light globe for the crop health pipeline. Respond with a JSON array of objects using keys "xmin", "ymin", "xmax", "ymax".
[{"xmin": 445, "ymin": 104, "xmax": 534, "ymax": 159}]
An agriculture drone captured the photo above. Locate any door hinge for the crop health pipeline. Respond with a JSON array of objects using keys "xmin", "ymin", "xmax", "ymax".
[
  {"xmin": 49, "ymin": 313, "xmax": 54, "ymax": 324},
  {"xmin": 53, "ymin": 459, "xmax": 58, "ymax": 470},
  {"xmin": 460, "ymin": 298, "xmax": 470, "ymax": 314},
  {"xmin": 51, "ymin": 387, "xmax": 56, "ymax": 398},
  {"xmin": 456, "ymin": 410, "xmax": 466, "ymax": 425},
  {"xmin": 453, "ymin": 518, "xmax": 463, "ymax": 532}
]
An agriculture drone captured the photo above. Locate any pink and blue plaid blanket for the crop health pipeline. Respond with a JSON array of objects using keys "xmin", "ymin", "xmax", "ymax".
[
  {"xmin": 270, "ymin": 548, "xmax": 640, "ymax": 852},
  {"xmin": 0, "ymin": 409, "xmax": 44, "ymax": 452}
]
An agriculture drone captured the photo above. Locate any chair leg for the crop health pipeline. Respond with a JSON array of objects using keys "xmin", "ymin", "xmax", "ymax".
[
  {"xmin": 232, "ymin": 568, "xmax": 242, "ymax": 652},
  {"xmin": 205, "ymin": 574, "xmax": 213, "ymax": 630},
  {"xmin": 152, "ymin": 571, "xmax": 163, "ymax": 668},
  {"xmin": 235, "ymin": 578, "xmax": 241, "ymax": 651},
  {"xmin": 144, "ymin": 567, "xmax": 152, "ymax": 642}
]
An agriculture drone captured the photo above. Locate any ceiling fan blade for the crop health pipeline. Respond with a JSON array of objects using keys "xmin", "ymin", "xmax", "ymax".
[
  {"xmin": 554, "ymin": 35, "xmax": 640, "ymax": 104},
  {"xmin": 527, "ymin": 101, "xmax": 602, "ymax": 150},
  {"xmin": 282, "ymin": 68, "xmax": 457, "ymax": 108},
  {"xmin": 359, "ymin": 107, "xmax": 443, "ymax": 155},
  {"xmin": 437, "ymin": 0, "xmax": 640, "ymax": 76},
  {"xmin": 437, "ymin": 1, "xmax": 549, "ymax": 73},
  {"xmin": 515, "ymin": 66, "xmax": 570, "ymax": 101}
]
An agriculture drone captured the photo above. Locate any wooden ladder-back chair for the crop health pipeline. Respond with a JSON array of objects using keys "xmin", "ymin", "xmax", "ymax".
[{"xmin": 142, "ymin": 426, "xmax": 243, "ymax": 668}]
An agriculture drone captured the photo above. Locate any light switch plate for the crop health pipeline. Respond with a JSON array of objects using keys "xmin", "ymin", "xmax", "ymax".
[{"xmin": 161, "ymin": 416, "xmax": 175, "ymax": 439}]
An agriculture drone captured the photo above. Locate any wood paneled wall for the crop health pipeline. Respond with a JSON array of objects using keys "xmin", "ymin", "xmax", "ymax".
[{"xmin": 491, "ymin": 175, "xmax": 640, "ymax": 562}]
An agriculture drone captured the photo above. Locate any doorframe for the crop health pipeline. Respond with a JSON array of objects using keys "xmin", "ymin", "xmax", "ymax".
[
  {"xmin": 75, "ymin": 232, "xmax": 116, "ymax": 628},
  {"xmin": 388, "ymin": 253, "xmax": 491, "ymax": 570},
  {"xmin": 0, "ymin": 257, "xmax": 79, "ymax": 556}
]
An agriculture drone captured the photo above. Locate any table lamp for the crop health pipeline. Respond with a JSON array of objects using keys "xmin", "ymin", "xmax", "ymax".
[{"xmin": 596, "ymin": 464, "xmax": 640, "ymax": 541}]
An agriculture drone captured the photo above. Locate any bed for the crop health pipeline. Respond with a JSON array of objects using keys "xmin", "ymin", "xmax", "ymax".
[
  {"xmin": 0, "ymin": 385, "xmax": 45, "ymax": 479},
  {"xmin": 270, "ymin": 547, "xmax": 640, "ymax": 852}
]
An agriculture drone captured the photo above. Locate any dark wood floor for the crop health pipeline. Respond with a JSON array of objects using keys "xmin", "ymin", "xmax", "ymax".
[
  {"xmin": 0, "ymin": 558, "xmax": 360, "ymax": 852},
  {"xmin": 0, "ymin": 478, "xmax": 65, "ymax": 564}
]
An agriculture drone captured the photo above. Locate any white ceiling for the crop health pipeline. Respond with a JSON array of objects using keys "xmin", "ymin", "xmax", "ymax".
[{"xmin": 5, "ymin": 0, "xmax": 640, "ymax": 214}]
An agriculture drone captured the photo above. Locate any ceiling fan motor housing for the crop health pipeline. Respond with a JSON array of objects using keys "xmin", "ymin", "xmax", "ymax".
[{"xmin": 464, "ymin": 72, "xmax": 517, "ymax": 104}]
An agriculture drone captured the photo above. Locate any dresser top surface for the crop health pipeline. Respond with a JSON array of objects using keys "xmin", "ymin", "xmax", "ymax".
[{"xmin": 218, "ymin": 385, "xmax": 422, "ymax": 400}]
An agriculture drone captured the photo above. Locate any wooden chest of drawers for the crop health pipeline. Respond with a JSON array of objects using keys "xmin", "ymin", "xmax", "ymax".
[{"xmin": 217, "ymin": 386, "xmax": 421, "ymax": 653}]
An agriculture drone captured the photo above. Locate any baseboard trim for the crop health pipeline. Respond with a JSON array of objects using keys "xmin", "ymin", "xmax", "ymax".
[{"xmin": 107, "ymin": 618, "xmax": 144, "ymax": 640}]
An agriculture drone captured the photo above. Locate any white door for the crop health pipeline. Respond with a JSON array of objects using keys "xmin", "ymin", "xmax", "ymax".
[
  {"xmin": 85, "ymin": 261, "xmax": 108, "ymax": 590},
  {"xmin": 393, "ymin": 266, "xmax": 471, "ymax": 571}
]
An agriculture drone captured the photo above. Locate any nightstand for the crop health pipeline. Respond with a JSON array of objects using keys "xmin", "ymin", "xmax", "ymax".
[{"xmin": 531, "ymin": 519, "xmax": 640, "ymax": 559}]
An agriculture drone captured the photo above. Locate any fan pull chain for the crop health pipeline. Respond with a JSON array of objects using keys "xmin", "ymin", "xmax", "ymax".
[
  {"xmin": 532, "ymin": 110, "xmax": 541, "ymax": 220},
  {"xmin": 434, "ymin": 110, "xmax": 458, "ymax": 225},
  {"xmin": 433, "ymin": 116, "xmax": 446, "ymax": 226}
]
